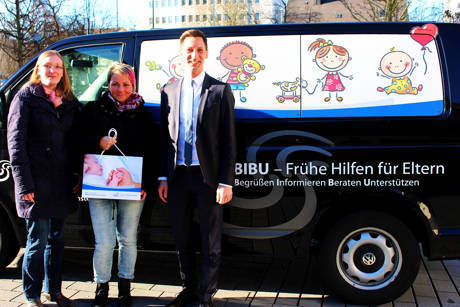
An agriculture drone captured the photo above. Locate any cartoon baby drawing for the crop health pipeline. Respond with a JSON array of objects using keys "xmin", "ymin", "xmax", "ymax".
[
  {"xmin": 377, "ymin": 48, "xmax": 422, "ymax": 95},
  {"xmin": 236, "ymin": 56, "xmax": 265, "ymax": 86},
  {"xmin": 217, "ymin": 41, "xmax": 255, "ymax": 102},
  {"xmin": 309, "ymin": 38, "xmax": 353, "ymax": 102}
]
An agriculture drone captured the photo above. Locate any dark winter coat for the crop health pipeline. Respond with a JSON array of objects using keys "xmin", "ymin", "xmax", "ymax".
[
  {"xmin": 7, "ymin": 83, "xmax": 80, "ymax": 219},
  {"xmin": 74, "ymin": 92, "xmax": 156, "ymax": 190}
]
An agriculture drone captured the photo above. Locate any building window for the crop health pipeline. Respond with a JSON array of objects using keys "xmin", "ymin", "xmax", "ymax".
[
  {"xmin": 168, "ymin": 0, "xmax": 172, "ymax": 6},
  {"xmin": 189, "ymin": 0, "xmax": 192, "ymax": 4},
  {"xmin": 255, "ymin": 12, "xmax": 259, "ymax": 20},
  {"xmin": 188, "ymin": 15, "xmax": 193, "ymax": 21},
  {"xmin": 379, "ymin": 9, "xmax": 385, "ymax": 17},
  {"xmin": 203, "ymin": 15, "xmax": 207, "ymax": 21},
  {"xmin": 175, "ymin": 16, "xmax": 179, "ymax": 22},
  {"xmin": 196, "ymin": 0, "xmax": 200, "ymax": 4},
  {"xmin": 195, "ymin": 14, "xmax": 199, "ymax": 21},
  {"xmin": 217, "ymin": 14, "xmax": 222, "ymax": 21},
  {"xmin": 155, "ymin": 0, "xmax": 160, "ymax": 7},
  {"xmin": 248, "ymin": 0, "xmax": 251, "ymax": 4},
  {"xmin": 224, "ymin": 14, "xmax": 228, "ymax": 21},
  {"xmin": 175, "ymin": 0, "xmax": 178, "ymax": 5},
  {"xmin": 149, "ymin": 1, "xmax": 153, "ymax": 8},
  {"xmin": 336, "ymin": 13, "xmax": 342, "ymax": 18},
  {"xmin": 155, "ymin": 17, "xmax": 160, "ymax": 24},
  {"xmin": 162, "ymin": 0, "xmax": 166, "ymax": 6},
  {"xmin": 182, "ymin": 15, "xmax": 186, "ymax": 22},
  {"xmin": 168, "ymin": 16, "xmax": 172, "ymax": 23},
  {"xmin": 203, "ymin": 0, "xmax": 207, "ymax": 4},
  {"xmin": 255, "ymin": 0, "xmax": 259, "ymax": 3},
  {"xmin": 182, "ymin": 0, "xmax": 185, "ymax": 4},
  {"xmin": 217, "ymin": 0, "xmax": 221, "ymax": 3},
  {"xmin": 162, "ymin": 17, "xmax": 166, "ymax": 23}
]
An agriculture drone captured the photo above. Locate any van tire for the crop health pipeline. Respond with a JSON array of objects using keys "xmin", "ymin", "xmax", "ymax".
[
  {"xmin": 0, "ymin": 214, "xmax": 19, "ymax": 271},
  {"xmin": 318, "ymin": 211, "xmax": 420, "ymax": 305}
]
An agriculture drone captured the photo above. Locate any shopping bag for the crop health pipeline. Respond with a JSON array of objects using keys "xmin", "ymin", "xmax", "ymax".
[{"xmin": 82, "ymin": 129, "xmax": 143, "ymax": 200}]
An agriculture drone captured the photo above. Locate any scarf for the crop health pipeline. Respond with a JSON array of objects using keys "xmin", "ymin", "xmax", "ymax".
[{"xmin": 108, "ymin": 92, "xmax": 143, "ymax": 112}]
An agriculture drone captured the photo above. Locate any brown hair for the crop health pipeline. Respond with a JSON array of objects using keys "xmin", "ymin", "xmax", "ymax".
[
  {"xmin": 309, "ymin": 38, "xmax": 348, "ymax": 59},
  {"xmin": 108, "ymin": 63, "xmax": 137, "ymax": 92},
  {"xmin": 27, "ymin": 50, "xmax": 75, "ymax": 100},
  {"xmin": 179, "ymin": 29, "xmax": 208, "ymax": 50}
]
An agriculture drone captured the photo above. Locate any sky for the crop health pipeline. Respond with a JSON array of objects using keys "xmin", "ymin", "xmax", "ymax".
[{"xmin": 63, "ymin": 0, "xmax": 151, "ymax": 30}]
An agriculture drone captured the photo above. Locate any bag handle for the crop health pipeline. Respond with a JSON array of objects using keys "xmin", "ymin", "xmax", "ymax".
[{"xmin": 100, "ymin": 128, "xmax": 127, "ymax": 158}]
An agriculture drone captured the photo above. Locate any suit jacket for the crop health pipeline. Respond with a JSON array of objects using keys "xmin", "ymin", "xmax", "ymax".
[{"xmin": 159, "ymin": 73, "xmax": 236, "ymax": 189}]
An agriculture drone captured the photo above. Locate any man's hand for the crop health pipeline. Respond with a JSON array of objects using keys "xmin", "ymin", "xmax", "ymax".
[
  {"xmin": 158, "ymin": 180, "xmax": 168, "ymax": 203},
  {"xmin": 216, "ymin": 185, "xmax": 232, "ymax": 205}
]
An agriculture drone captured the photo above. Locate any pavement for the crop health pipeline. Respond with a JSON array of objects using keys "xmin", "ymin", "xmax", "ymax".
[{"xmin": 1, "ymin": 248, "xmax": 460, "ymax": 306}]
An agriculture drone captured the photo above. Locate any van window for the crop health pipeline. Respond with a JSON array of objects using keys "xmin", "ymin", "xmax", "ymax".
[
  {"xmin": 138, "ymin": 33, "xmax": 443, "ymax": 119},
  {"xmin": 60, "ymin": 44, "xmax": 123, "ymax": 103}
]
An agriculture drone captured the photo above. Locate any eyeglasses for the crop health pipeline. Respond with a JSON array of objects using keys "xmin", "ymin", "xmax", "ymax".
[{"xmin": 42, "ymin": 64, "xmax": 64, "ymax": 71}]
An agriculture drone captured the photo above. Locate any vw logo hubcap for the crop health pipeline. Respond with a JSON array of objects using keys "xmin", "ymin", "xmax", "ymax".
[{"xmin": 362, "ymin": 252, "xmax": 376, "ymax": 266}]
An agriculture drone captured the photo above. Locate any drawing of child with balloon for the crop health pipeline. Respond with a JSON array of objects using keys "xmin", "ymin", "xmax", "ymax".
[{"xmin": 376, "ymin": 23, "xmax": 438, "ymax": 96}]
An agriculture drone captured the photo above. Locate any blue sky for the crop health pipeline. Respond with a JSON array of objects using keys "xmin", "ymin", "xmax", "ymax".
[{"xmin": 63, "ymin": 0, "xmax": 150, "ymax": 30}]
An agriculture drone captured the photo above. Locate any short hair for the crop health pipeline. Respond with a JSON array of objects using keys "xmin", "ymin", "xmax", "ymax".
[
  {"xmin": 27, "ymin": 50, "xmax": 75, "ymax": 101},
  {"xmin": 179, "ymin": 29, "xmax": 208, "ymax": 50},
  {"xmin": 107, "ymin": 63, "xmax": 137, "ymax": 92}
]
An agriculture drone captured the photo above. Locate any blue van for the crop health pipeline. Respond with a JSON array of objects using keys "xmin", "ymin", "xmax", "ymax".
[{"xmin": 1, "ymin": 22, "xmax": 459, "ymax": 305}]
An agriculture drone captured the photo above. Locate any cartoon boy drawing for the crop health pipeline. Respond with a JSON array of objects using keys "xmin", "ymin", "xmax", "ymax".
[
  {"xmin": 217, "ymin": 41, "xmax": 255, "ymax": 102},
  {"xmin": 377, "ymin": 48, "xmax": 422, "ymax": 95},
  {"xmin": 309, "ymin": 38, "xmax": 353, "ymax": 102}
]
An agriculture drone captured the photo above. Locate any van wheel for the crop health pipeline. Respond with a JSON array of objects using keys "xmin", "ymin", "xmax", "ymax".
[
  {"xmin": 0, "ymin": 214, "xmax": 19, "ymax": 271},
  {"xmin": 318, "ymin": 211, "xmax": 420, "ymax": 305}
]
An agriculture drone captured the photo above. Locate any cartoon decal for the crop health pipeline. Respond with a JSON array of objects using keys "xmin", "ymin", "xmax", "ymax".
[
  {"xmin": 376, "ymin": 48, "xmax": 422, "ymax": 95},
  {"xmin": 145, "ymin": 55, "xmax": 185, "ymax": 90},
  {"xmin": 272, "ymin": 78, "xmax": 308, "ymax": 103},
  {"xmin": 308, "ymin": 38, "xmax": 353, "ymax": 102},
  {"xmin": 410, "ymin": 23, "xmax": 439, "ymax": 75},
  {"xmin": 236, "ymin": 56, "xmax": 265, "ymax": 86},
  {"xmin": 217, "ymin": 41, "xmax": 264, "ymax": 103}
]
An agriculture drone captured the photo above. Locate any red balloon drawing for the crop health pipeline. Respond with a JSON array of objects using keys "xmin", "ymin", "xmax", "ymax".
[{"xmin": 410, "ymin": 24, "xmax": 438, "ymax": 50}]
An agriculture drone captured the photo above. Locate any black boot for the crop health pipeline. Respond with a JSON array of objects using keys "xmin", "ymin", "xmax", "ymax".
[
  {"xmin": 117, "ymin": 278, "xmax": 132, "ymax": 307},
  {"xmin": 92, "ymin": 282, "xmax": 109, "ymax": 307}
]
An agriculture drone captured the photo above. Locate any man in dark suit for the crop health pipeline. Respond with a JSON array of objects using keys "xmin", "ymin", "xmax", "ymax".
[{"xmin": 158, "ymin": 29, "xmax": 236, "ymax": 307}]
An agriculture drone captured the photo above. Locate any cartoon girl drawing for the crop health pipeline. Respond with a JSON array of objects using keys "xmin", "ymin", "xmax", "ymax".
[
  {"xmin": 308, "ymin": 38, "xmax": 352, "ymax": 102},
  {"xmin": 217, "ymin": 41, "xmax": 255, "ymax": 102},
  {"xmin": 377, "ymin": 48, "xmax": 422, "ymax": 95}
]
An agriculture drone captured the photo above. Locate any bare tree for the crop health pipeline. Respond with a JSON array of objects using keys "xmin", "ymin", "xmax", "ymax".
[
  {"xmin": 0, "ymin": 0, "xmax": 43, "ymax": 69},
  {"xmin": 199, "ymin": 0, "xmax": 259, "ymax": 26},
  {"xmin": 340, "ymin": 0, "xmax": 409, "ymax": 21},
  {"xmin": 444, "ymin": 9, "xmax": 460, "ymax": 23},
  {"xmin": 285, "ymin": 2, "xmax": 321, "ymax": 23}
]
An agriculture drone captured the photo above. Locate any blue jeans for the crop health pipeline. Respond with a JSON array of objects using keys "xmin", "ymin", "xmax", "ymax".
[
  {"xmin": 89, "ymin": 198, "xmax": 144, "ymax": 283},
  {"xmin": 22, "ymin": 217, "xmax": 66, "ymax": 301}
]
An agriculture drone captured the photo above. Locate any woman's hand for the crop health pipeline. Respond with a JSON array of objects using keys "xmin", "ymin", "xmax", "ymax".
[
  {"xmin": 99, "ymin": 136, "xmax": 117, "ymax": 151},
  {"xmin": 21, "ymin": 193, "xmax": 35, "ymax": 203},
  {"xmin": 140, "ymin": 189, "xmax": 146, "ymax": 201}
]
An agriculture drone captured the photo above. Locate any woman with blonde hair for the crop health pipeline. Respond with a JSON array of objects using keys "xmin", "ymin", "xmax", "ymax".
[
  {"xmin": 76, "ymin": 62, "xmax": 154, "ymax": 307},
  {"xmin": 7, "ymin": 50, "xmax": 80, "ymax": 307}
]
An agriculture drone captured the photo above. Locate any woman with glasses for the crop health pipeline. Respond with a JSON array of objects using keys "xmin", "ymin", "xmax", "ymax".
[{"xmin": 7, "ymin": 50, "xmax": 80, "ymax": 307}]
